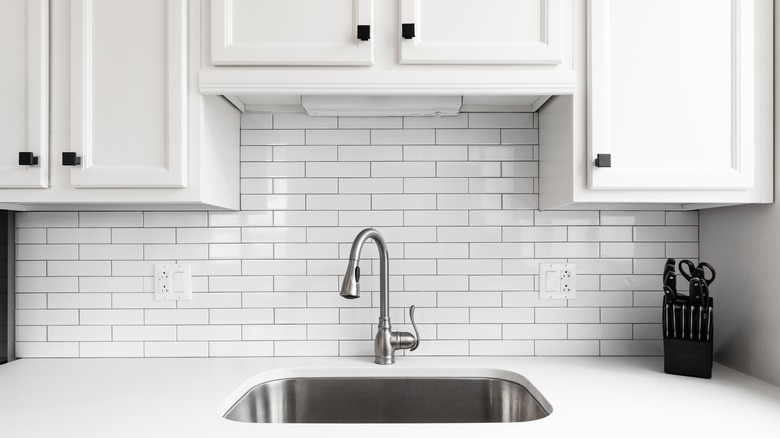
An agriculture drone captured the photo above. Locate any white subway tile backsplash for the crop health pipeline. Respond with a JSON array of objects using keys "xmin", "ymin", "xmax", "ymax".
[{"xmin": 14, "ymin": 112, "xmax": 696, "ymax": 359}]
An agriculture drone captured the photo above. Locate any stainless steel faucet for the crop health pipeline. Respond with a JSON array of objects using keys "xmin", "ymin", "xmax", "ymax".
[{"xmin": 340, "ymin": 228, "xmax": 419, "ymax": 364}]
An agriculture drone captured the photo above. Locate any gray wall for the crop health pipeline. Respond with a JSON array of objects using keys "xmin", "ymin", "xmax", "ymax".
[{"xmin": 698, "ymin": 4, "xmax": 780, "ymax": 386}]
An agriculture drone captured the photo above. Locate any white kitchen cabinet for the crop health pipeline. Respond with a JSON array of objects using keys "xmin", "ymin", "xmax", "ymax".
[
  {"xmin": 0, "ymin": 0, "xmax": 48, "ymax": 188},
  {"xmin": 211, "ymin": 0, "xmax": 374, "ymax": 66},
  {"xmin": 0, "ymin": 0, "xmax": 239, "ymax": 210},
  {"xmin": 399, "ymin": 0, "xmax": 563, "ymax": 65},
  {"xmin": 200, "ymin": 0, "xmax": 575, "ymax": 105},
  {"xmin": 539, "ymin": 0, "xmax": 772, "ymax": 208}
]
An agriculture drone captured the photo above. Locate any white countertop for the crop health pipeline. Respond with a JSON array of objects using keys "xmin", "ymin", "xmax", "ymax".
[{"xmin": 0, "ymin": 356, "xmax": 778, "ymax": 437}]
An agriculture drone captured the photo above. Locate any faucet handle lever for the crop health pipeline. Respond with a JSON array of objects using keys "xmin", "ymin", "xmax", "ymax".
[{"xmin": 409, "ymin": 305, "xmax": 420, "ymax": 352}]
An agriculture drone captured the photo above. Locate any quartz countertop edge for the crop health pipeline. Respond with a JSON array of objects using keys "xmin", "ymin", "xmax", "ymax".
[{"xmin": 0, "ymin": 356, "xmax": 778, "ymax": 438}]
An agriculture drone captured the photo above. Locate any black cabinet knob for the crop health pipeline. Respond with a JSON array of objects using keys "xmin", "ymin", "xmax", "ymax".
[
  {"xmin": 357, "ymin": 25, "xmax": 370, "ymax": 41},
  {"xmin": 62, "ymin": 152, "xmax": 81, "ymax": 166},
  {"xmin": 18, "ymin": 152, "xmax": 39, "ymax": 166},
  {"xmin": 595, "ymin": 154, "xmax": 612, "ymax": 167},
  {"xmin": 402, "ymin": 23, "xmax": 415, "ymax": 39}
]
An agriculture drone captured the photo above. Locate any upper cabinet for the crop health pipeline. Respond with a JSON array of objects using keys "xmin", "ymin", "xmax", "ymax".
[
  {"xmin": 0, "ymin": 0, "xmax": 48, "ymax": 189},
  {"xmin": 539, "ymin": 0, "xmax": 772, "ymax": 208},
  {"xmin": 0, "ymin": 0, "xmax": 239, "ymax": 210},
  {"xmin": 211, "ymin": 0, "xmax": 374, "ymax": 66},
  {"xmin": 200, "ymin": 0, "xmax": 575, "ymax": 102},
  {"xmin": 399, "ymin": 0, "xmax": 563, "ymax": 65}
]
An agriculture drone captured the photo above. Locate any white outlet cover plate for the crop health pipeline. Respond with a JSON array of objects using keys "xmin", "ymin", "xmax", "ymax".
[
  {"xmin": 539, "ymin": 263, "xmax": 577, "ymax": 300},
  {"xmin": 154, "ymin": 264, "xmax": 192, "ymax": 301}
]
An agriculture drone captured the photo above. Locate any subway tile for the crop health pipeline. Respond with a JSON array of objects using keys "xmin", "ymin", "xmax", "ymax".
[
  {"xmin": 535, "ymin": 340, "xmax": 599, "ymax": 356},
  {"xmin": 274, "ymin": 244, "xmax": 339, "ymax": 260},
  {"xmin": 79, "ymin": 212, "xmax": 143, "ymax": 228},
  {"xmin": 406, "ymin": 340, "xmax": 468, "ymax": 356},
  {"xmin": 16, "ymin": 294, "xmax": 46, "ymax": 309},
  {"xmin": 144, "ymin": 244, "xmax": 208, "ymax": 260},
  {"xmin": 371, "ymin": 129, "xmax": 435, "ymax": 145},
  {"xmin": 16, "ymin": 244, "xmax": 78, "ymax": 261},
  {"xmin": 178, "ymin": 325, "xmax": 241, "ymax": 341},
  {"xmin": 17, "ymin": 260, "xmax": 47, "ymax": 277},
  {"xmin": 16, "ymin": 212, "xmax": 78, "ymax": 228},
  {"xmin": 403, "ymin": 145, "xmax": 468, "ymax": 161},
  {"xmin": 144, "ymin": 342, "xmax": 209, "ymax": 357},
  {"xmin": 243, "ymin": 292, "xmax": 307, "ymax": 308},
  {"xmin": 439, "ymin": 227, "xmax": 502, "ymax": 243},
  {"xmin": 340, "ymin": 308, "xmax": 406, "ymax": 324},
  {"xmin": 470, "ymin": 308, "xmax": 534, "ymax": 323},
  {"xmin": 274, "ymin": 340, "xmax": 338, "ymax": 356},
  {"xmin": 242, "ymin": 227, "xmax": 307, "ymax": 243},
  {"xmin": 502, "ymin": 161, "xmax": 538, "ymax": 177},
  {"xmin": 48, "ymin": 326, "xmax": 111, "ymax": 341},
  {"xmin": 243, "ymin": 325, "xmax": 307, "ymax": 341},
  {"xmin": 600, "ymin": 340, "xmax": 662, "ymax": 356},
  {"xmin": 569, "ymin": 259, "xmax": 633, "ymax": 275},
  {"xmin": 568, "ymin": 291, "xmax": 633, "ymax": 308},
  {"xmin": 143, "ymin": 212, "xmax": 208, "ymax": 228},
  {"xmin": 113, "ymin": 326, "xmax": 176, "ymax": 341},
  {"xmin": 470, "ymin": 275, "xmax": 535, "ymax": 292},
  {"xmin": 436, "ymin": 129, "xmax": 500, "ymax": 145},
  {"xmin": 503, "ymin": 324, "xmax": 567, "ymax": 339},
  {"xmin": 274, "ymin": 178, "xmax": 339, "ymax": 194},
  {"xmin": 339, "ymin": 178, "xmax": 403, "ymax": 194},
  {"xmin": 47, "ymin": 261, "xmax": 111, "ymax": 277},
  {"xmin": 408, "ymin": 307, "xmax": 469, "ymax": 323},
  {"xmin": 437, "ymin": 194, "xmax": 501, "ymax": 210},
  {"xmin": 601, "ymin": 242, "xmax": 666, "ymax": 258},
  {"xmin": 274, "ymin": 145, "xmax": 337, "ymax": 161},
  {"xmin": 504, "ymin": 227, "xmax": 566, "ymax": 242},
  {"xmin": 111, "ymin": 261, "xmax": 156, "ymax": 277},
  {"xmin": 177, "ymin": 293, "xmax": 242, "ymax": 309},
  {"xmin": 16, "ymin": 342, "xmax": 79, "ymax": 358},
  {"xmin": 404, "ymin": 114, "xmax": 468, "ymax": 128},
  {"xmin": 469, "ymin": 145, "xmax": 534, "ymax": 161},
  {"xmin": 501, "ymin": 129, "xmax": 539, "ymax": 144},
  {"xmin": 16, "ymin": 326, "xmax": 47, "ymax": 342},
  {"xmin": 241, "ymin": 146, "xmax": 273, "ymax": 162},
  {"xmin": 339, "ymin": 116, "xmax": 403, "ymax": 129},
  {"xmin": 79, "ymin": 244, "xmax": 143, "ymax": 260},
  {"xmin": 633, "ymin": 291, "xmax": 663, "ymax": 308},
  {"xmin": 111, "ymin": 293, "xmax": 176, "ymax": 309},
  {"xmin": 469, "ymin": 177, "xmax": 534, "ymax": 193},
  {"xmin": 600, "ymin": 275, "xmax": 659, "ymax": 291},
  {"xmin": 600, "ymin": 211, "xmax": 665, "ymax": 226},
  {"xmin": 275, "ymin": 308, "xmax": 339, "ymax": 324},
  {"xmin": 469, "ymin": 210, "xmax": 534, "ymax": 226},
  {"xmin": 80, "ymin": 310, "xmax": 144, "ymax": 325},
  {"xmin": 80, "ymin": 342, "xmax": 145, "ymax": 358},
  {"xmin": 274, "ymin": 275, "xmax": 338, "ymax": 292},
  {"xmin": 437, "ymin": 259, "xmax": 501, "ymax": 275},
  {"xmin": 274, "ymin": 113, "xmax": 337, "ymax": 129},
  {"xmin": 568, "ymin": 324, "xmax": 632, "ymax": 340},
  {"xmin": 469, "ymin": 113, "xmax": 533, "ymax": 128},
  {"xmin": 601, "ymin": 308, "xmax": 659, "ymax": 324},
  {"xmin": 535, "ymin": 211, "xmax": 599, "ymax": 226},
  {"xmin": 241, "ymin": 113, "xmax": 272, "ymax": 129},
  {"xmin": 241, "ymin": 194, "xmax": 306, "ymax": 211},
  {"xmin": 535, "ymin": 243, "xmax": 599, "ymax": 258},
  {"xmin": 634, "ymin": 324, "xmax": 663, "ymax": 340},
  {"xmin": 470, "ymin": 340, "xmax": 534, "ymax": 356},
  {"xmin": 666, "ymin": 242, "xmax": 698, "ymax": 259},
  {"xmin": 145, "ymin": 309, "xmax": 208, "ymax": 325},
  {"xmin": 244, "ymin": 176, "xmax": 272, "ymax": 192},
  {"xmin": 405, "ymin": 276, "xmax": 469, "ymax": 291},
  {"xmin": 535, "ymin": 308, "xmax": 600, "ymax": 323},
  {"xmin": 177, "ymin": 228, "xmax": 241, "ymax": 244},
  {"xmin": 371, "ymin": 162, "xmax": 436, "ymax": 177},
  {"xmin": 405, "ymin": 243, "xmax": 468, "ymax": 259},
  {"xmin": 502, "ymin": 259, "xmax": 564, "ymax": 275},
  {"xmin": 241, "ymin": 129, "xmax": 305, "ymax": 145},
  {"xmin": 209, "ymin": 341, "xmax": 274, "ymax": 357},
  {"xmin": 209, "ymin": 243, "xmax": 273, "ymax": 260},
  {"xmin": 306, "ymin": 130, "xmax": 369, "ymax": 145},
  {"xmin": 503, "ymin": 194, "xmax": 539, "ymax": 210},
  {"xmin": 338, "ymin": 145, "xmax": 402, "ymax": 162},
  {"xmin": 437, "ymin": 291, "xmax": 502, "ymax": 307},
  {"xmin": 307, "ymin": 324, "xmax": 372, "ymax": 341},
  {"xmin": 633, "ymin": 226, "xmax": 698, "ymax": 242},
  {"xmin": 387, "ymin": 259, "xmax": 437, "ymax": 275},
  {"xmin": 188, "ymin": 260, "xmax": 242, "ymax": 276},
  {"xmin": 403, "ymin": 178, "xmax": 468, "ymax": 194},
  {"xmin": 372, "ymin": 194, "xmax": 435, "ymax": 210},
  {"xmin": 112, "ymin": 228, "xmax": 176, "ymax": 244},
  {"xmin": 339, "ymin": 341, "xmax": 375, "ymax": 356},
  {"xmin": 470, "ymin": 243, "xmax": 534, "ymax": 259},
  {"xmin": 209, "ymin": 211, "xmax": 272, "ymax": 227},
  {"xmin": 16, "ymin": 228, "xmax": 46, "ymax": 244},
  {"xmin": 47, "ymin": 293, "xmax": 110, "ymax": 309},
  {"xmin": 568, "ymin": 226, "xmax": 632, "ymax": 242},
  {"xmin": 403, "ymin": 211, "xmax": 467, "ymax": 226},
  {"xmin": 340, "ymin": 210, "xmax": 404, "ymax": 226},
  {"xmin": 48, "ymin": 228, "xmax": 110, "ymax": 244},
  {"xmin": 241, "ymin": 162, "xmax": 305, "ymax": 178},
  {"xmin": 306, "ymin": 194, "xmax": 372, "ymax": 210},
  {"xmin": 633, "ymin": 259, "xmax": 667, "ymax": 275},
  {"xmin": 437, "ymin": 162, "xmax": 501, "ymax": 177},
  {"xmin": 241, "ymin": 260, "xmax": 306, "ymax": 277},
  {"xmin": 666, "ymin": 211, "xmax": 698, "ymax": 225},
  {"xmin": 438, "ymin": 324, "xmax": 501, "ymax": 340}
]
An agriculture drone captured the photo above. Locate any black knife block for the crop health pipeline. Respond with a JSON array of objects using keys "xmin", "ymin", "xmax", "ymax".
[{"xmin": 662, "ymin": 297, "xmax": 713, "ymax": 379}]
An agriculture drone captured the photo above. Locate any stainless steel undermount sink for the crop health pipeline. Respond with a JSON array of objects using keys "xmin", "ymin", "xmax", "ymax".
[{"xmin": 222, "ymin": 368, "xmax": 552, "ymax": 424}]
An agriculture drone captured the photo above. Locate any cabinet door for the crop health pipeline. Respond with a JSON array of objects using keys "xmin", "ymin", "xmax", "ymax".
[
  {"xmin": 211, "ymin": 0, "xmax": 374, "ymax": 66},
  {"xmin": 0, "ymin": 0, "xmax": 48, "ymax": 188},
  {"xmin": 399, "ymin": 0, "xmax": 563, "ymax": 64},
  {"xmin": 588, "ymin": 0, "xmax": 758, "ymax": 190},
  {"xmin": 70, "ymin": 0, "xmax": 187, "ymax": 188}
]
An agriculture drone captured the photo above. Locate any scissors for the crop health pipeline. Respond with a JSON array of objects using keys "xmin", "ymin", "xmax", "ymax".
[{"xmin": 678, "ymin": 260, "xmax": 716, "ymax": 286}]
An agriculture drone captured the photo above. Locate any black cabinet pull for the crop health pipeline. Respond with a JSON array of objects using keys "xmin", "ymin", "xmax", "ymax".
[
  {"xmin": 357, "ymin": 25, "xmax": 370, "ymax": 41},
  {"xmin": 18, "ymin": 152, "xmax": 39, "ymax": 166},
  {"xmin": 62, "ymin": 152, "xmax": 81, "ymax": 166},
  {"xmin": 402, "ymin": 23, "xmax": 415, "ymax": 39},
  {"xmin": 595, "ymin": 154, "xmax": 612, "ymax": 168}
]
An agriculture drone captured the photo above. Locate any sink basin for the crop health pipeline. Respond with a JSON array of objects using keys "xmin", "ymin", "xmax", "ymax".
[{"xmin": 222, "ymin": 368, "xmax": 552, "ymax": 423}]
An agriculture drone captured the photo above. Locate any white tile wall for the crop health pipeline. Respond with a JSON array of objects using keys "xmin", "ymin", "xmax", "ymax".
[{"xmin": 14, "ymin": 112, "xmax": 698, "ymax": 358}]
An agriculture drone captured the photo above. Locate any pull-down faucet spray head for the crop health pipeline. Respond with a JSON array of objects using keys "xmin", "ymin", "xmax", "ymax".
[{"xmin": 340, "ymin": 259, "xmax": 360, "ymax": 299}]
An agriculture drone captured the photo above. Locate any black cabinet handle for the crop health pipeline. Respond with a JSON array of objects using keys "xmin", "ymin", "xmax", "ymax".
[
  {"xmin": 18, "ymin": 152, "xmax": 39, "ymax": 166},
  {"xmin": 402, "ymin": 23, "xmax": 415, "ymax": 39},
  {"xmin": 595, "ymin": 154, "xmax": 611, "ymax": 168},
  {"xmin": 357, "ymin": 25, "xmax": 370, "ymax": 41},
  {"xmin": 62, "ymin": 152, "xmax": 81, "ymax": 166}
]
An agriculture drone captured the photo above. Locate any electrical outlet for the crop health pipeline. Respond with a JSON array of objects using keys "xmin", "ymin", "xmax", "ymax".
[
  {"xmin": 539, "ymin": 263, "xmax": 577, "ymax": 300},
  {"xmin": 154, "ymin": 264, "xmax": 192, "ymax": 301}
]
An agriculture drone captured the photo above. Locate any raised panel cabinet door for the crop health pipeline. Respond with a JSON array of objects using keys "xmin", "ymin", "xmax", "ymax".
[
  {"xmin": 0, "ymin": 0, "xmax": 48, "ymax": 188},
  {"xmin": 211, "ymin": 0, "xmax": 374, "ymax": 66},
  {"xmin": 588, "ymin": 0, "xmax": 760, "ymax": 190},
  {"xmin": 399, "ymin": 0, "xmax": 563, "ymax": 64},
  {"xmin": 70, "ymin": 0, "xmax": 187, "ymax": 188}
]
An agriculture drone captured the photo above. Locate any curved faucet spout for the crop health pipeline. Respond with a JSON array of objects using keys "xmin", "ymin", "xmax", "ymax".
[{"xmin": 339, "ymin": 228, "xmax": 418, "ymax": 364}]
